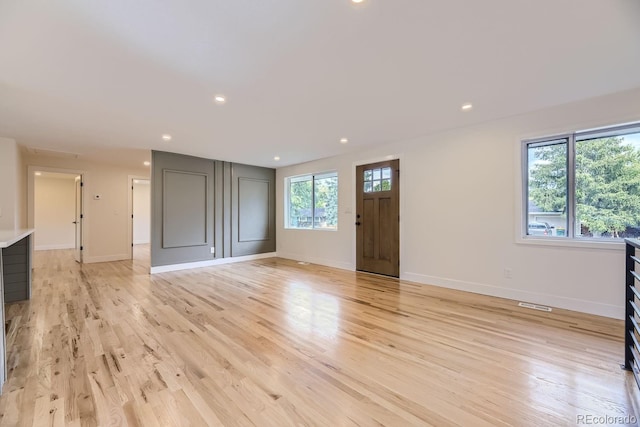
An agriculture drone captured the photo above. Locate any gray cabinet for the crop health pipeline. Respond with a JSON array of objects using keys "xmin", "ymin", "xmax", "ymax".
[{"xmin": 0, "ymin": 229, "xmax": 34, "ymax": 394}]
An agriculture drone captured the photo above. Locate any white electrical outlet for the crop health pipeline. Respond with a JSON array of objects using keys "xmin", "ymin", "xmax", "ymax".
[{"xmin": 210, "ymin": 247, "xmax": 215, "ymax": 254}]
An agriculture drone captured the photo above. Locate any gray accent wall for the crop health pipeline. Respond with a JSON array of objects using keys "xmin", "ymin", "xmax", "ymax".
[
  {"xmin": 151, "ymin": 151, "xmax": 275, "ymax": 267},
  {"xmin": 151, "ymin": 151, "xmax": 215, "ymax": 267},
  {"xmin": 162, "ymin": 170, "xmax": 208, "ymax": 248},
  {"xmin": 232, "ymin": 163, "xmax": 275, "ymax": 256}
]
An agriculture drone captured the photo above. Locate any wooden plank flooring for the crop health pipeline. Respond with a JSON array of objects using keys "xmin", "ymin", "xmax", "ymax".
[{"xmin": 0, "ymin": 248, "xmax": 637, "ymax": 426}]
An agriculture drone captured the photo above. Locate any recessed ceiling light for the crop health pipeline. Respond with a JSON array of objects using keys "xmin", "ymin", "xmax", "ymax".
[
  {"xmin": 214, "ymin": 95, "xmax": 226, "ymax": 104},
  {"xmin": 161, "ymin": 134, "xmax": 172, "ymax": 141},
  {"xmin": 461, "ymin": 103, "xmax": 473, "ymax": 111},
  {"xmin": 274, "ymin": 156, "xmax": 280, "ymax": 161},
  {"xmin": 340, "ymin": 138, "xmax": 349, "ymax": 144},
  {"xmin": 35, "ymin": 171, "xmax": 42, "ymax": 176},
  {"xmin": 143, "ymin": 161, "xmax": 151, "ymax": 166}
]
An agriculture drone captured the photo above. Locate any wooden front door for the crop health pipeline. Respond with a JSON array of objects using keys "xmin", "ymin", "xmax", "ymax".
[{"xmin": 356, "ymin": 159, "xmax": 399, "ymax": 277}]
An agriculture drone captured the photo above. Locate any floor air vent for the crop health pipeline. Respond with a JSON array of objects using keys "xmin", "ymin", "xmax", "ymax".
[{"xmin": 518, "ymin": 302, "xmax": 552, "ymax": 312}]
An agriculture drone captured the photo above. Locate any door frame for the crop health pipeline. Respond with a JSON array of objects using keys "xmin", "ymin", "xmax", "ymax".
[
  {"xmin": 27, "ymin": 165, "xmax": 86, "ymax": 260},
  {"xmin": 127, "ymin": 175, "xmax": 151, "ymax": 260},
  {"xmin": 74, "ymin": 176, "xmax": 83, "ymax": 263},
  {"xmin": 351, "ymin": 154, "xmax": 404, "ymax": 275}
]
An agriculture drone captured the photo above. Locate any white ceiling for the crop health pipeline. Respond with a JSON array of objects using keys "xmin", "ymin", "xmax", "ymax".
[{"xmin": 1, "ymin": 0, "xmax": 639, "ymax": 168}]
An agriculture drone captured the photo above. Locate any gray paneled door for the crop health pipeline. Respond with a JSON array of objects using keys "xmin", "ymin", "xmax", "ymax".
[
  {"xmin": 231, "ymin": 163, "xmax": 275, "ymax": 257},
  {"xmin": 151, "ymin": 151, "xmax": 215, "ymax": 267}
]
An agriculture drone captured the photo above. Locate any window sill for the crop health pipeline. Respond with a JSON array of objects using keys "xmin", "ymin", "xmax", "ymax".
[{"xmin": 516, "ymin": 236, "xmax": 624, "ymax": 251}]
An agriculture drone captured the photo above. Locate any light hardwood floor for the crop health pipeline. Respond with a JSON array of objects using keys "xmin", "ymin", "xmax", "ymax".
[{"xmin": 0, "ymin": 249, "xmax": 637, "ymax": 426}]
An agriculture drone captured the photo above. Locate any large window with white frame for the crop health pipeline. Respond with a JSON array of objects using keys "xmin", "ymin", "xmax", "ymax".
[
  {"xmin": 286, "ymin": 172, "xmax": 338, "ymax": 230},
  {"xmin": 524, "ymin": 122, "xmax": 640, "ymax": 240}
]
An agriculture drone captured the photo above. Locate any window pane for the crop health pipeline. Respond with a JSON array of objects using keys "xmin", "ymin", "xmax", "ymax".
[
  {"xmin": 575, "ymin": 132, "xmax": 640, "ymax": 239},
  {"xmin": 381, "ymin": 179, "xmax": 391, "ymax": 191},
  {"xmin": 364, "ymin": 170, "xmax": 372, "ymax": 181},
  {"xmin": 364, "ymin": 181, "xmax": 372, "ymax": 193},
  {"xmin": 527, "ymin": 140, "xmax": 568, "ymax": 237},
  {"xmin": 314, "ymin": 175, "xmax": 338, "ymax": 229},
  {"xmin": 373, "ymin": 180, "xmax": 381, "ymax": 191},
  {"xmin": 382, "ymin": 167, "xmax": 391, "ymax": 179},
  {"xmin": 373, "ymin": 169, "xmax": 381, "ymax": 180},
  {"xmin": 289, "ymin": 178, "xmax": 312, "ymax": 228}
]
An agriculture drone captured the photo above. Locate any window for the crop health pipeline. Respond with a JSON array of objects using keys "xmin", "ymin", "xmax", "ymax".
[
  {"xmin": 524, "ymin": 123, "xmax": 640, "ymax": 240},
  {"xmin": 363, "ymin": 166, "xmax": 392, "ymax": 193},
  {"xmin": 286, "ymin": 172, "xmax": 338, "ymax": 230}
]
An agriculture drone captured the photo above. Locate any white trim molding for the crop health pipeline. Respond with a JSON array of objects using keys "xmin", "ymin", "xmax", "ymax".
[
  {"xmin": 150, "ymin": 252, "xmax": 277, "ymax": 274},
  {"xmin": 276, "ymin": 251, "xmax": 352, "ymax": 271},
  {"xmin": 35, "ymin": 244, "xmax": 75, "ymax": 251},
  {"xmin": 402, "ymin": 271, "xmax": 623, "ymax": 320},
  {"xmin": 83, "ymin": 253, "xmax": 130, "ymax": 264}
]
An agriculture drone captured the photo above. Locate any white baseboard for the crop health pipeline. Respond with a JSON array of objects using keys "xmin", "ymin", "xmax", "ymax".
[
  {"xmin": 35, "ymin": 243, "xmax": 75, "ymax": 251},
  {"xmin": 276, "ymin": 252, "xmax": 353, "ymax": 271},
  {"xmin": 402, "ymin": 271, "xmax": 623, "ymax": 320},
  {"xmin": 150, "ymin": 252, "xmax": 277, "ymax": 274},
  {"xmin": 83, "ymin": 253, "xmax": 130, "ymax": 264},
  {"xmin": 169, "ymin": 248, "xmax": 621, "ymax": 319}
]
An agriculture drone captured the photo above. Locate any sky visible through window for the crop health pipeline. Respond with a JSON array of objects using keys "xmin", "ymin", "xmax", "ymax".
[{"xmin": 622, "ymin": 132, "xmax": 640, "ymax": 149}]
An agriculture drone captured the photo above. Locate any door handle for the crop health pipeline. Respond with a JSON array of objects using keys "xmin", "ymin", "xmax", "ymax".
[{"xmin": 72, "ymin": 221, "xmax": 78, "ymax": 224}]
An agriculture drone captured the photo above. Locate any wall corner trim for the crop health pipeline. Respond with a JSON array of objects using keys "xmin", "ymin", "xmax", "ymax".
[{"xmin": 150, "ymin": 252, "xmax": 277, "ymax": 274}]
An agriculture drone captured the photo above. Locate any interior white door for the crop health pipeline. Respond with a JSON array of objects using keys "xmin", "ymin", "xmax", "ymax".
[{"xmin": 74, "ymin": 176, "xmax": 83, "ymax": 263}]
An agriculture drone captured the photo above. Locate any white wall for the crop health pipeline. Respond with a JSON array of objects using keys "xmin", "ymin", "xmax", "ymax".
[
  {"xmin": 16, "ymin": 146, "xmax": 27, "ymax": 228},
  {"xmin": 0, "ymin": 137, "xmax": 19, "ymax": 229},
  {"xmin": 133, "ymin": 180, "xmax": 150, "ymax": 244},
  {"xmin": 276, "ymin": 87, "xmax": 640, "ymax": 319},
  {"xmin": 34, "ymin": 175, "xmax": 76, "ymax": 250},
  {"xmin": 25, "ymin": 154, "xmax": 149, "ymax": 263}
]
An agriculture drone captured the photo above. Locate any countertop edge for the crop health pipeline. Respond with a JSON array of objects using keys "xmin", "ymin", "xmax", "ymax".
[{"xmin": 0, "ymin": 229, "xmax": 35, "ymax": 248}]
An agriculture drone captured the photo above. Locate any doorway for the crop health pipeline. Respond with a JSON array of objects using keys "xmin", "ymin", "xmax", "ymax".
[
  {"xmin": 129, "ymin": 178, "xmax": 151, "ymax": 263},
  {"xmin": 32, "ymin": 171, "xmax": 83, "ymax": 262},
  {"xmin": 74, "ymin": 176, "xmax": 83, "ymax": 262},
  {"xmin": 355, "ymin": 159, "xmax": 400, "ymax": 277}
]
